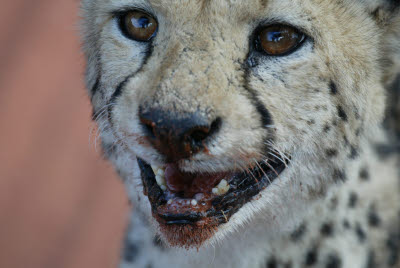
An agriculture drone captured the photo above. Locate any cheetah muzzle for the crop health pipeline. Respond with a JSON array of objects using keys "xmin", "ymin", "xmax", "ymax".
[{"xmin": 136, "ymin": 108, "xmax": 287, "ymax": 247}]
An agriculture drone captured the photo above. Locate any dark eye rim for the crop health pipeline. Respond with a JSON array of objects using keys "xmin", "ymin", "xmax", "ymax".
[
  {"xmin": 115, "ymin": 9, "xmax": 158, "ymax": 42},
  {"xmin": 253, "ymin": 23, "xmax": 307, "ymax": 57}
]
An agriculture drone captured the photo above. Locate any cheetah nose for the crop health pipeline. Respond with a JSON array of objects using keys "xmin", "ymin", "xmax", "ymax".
[{"xmin": 139, "ymin": 108, "xmax": 221, "ymax": 162}]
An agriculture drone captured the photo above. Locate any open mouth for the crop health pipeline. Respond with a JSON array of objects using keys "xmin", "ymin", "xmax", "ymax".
[{"xmin": 137, "ymin": 156, "xmax": 288, "ymax": 247}]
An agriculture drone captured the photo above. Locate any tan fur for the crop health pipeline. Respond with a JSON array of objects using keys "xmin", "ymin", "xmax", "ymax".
[{"xmin": 81, "ymin": 0, "xmax": 400, "ymax": 267}]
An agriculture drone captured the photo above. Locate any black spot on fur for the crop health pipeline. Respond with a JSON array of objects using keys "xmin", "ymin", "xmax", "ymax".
[
  {"xmin": 366, "ymin": 250, "xmax": 376, "ymax": 268},
  {"xmin": 375, "ymin": 143, "xmax": 400, "ymax": 158},
  {"xmin": 383, "ymin": 73, "xmax": 400, "ymax": 140},
  {"xmin": 343, "ymin": 135, "xmax": 350, "ymax": 148},
  {"xmin": 291, "ymin": 223, "xmax": 307, "ymax": 242},
  {"xmin": 330, "ymin": 81, "xmax": 338, "ymax": 95},
  {"xmin": 352, "ymin": 104, "xmax": 360, "ymax": 120},
  {"xmin": 323, "ymin": 124, "xmax": 331, "ymax": 133},
  {"xmin": 343, "ymin": 219, "xmax": 351, "ymax": 229},
  {"xmin": 386, "ymin": 231, "xmax": 400, "ymax": 266},
  {"xmin": 368, "ymin": 205, "xmax": 381, "ymax": 227},
  {"xmin": 348, "ymin": 192, "xmax": 358, "ymax": 208},
  {"xmin": 248, "ymin": 57, "xmax": 259, "ymax": 68},
  {"xmin": 308, "ymin": 119, "xmax": 316, "ymax": 125},
  {"xmin": 349, "ymin": 145, "xmax": 359, "ymax": 159},
  {"xmin": 333, "ymin": 169, "xmax": 347, "ymax": 183},
  {"xmin": 305, "ymin": 247, "xmax": 318, "ymax": 266},
  {"xmin": 355, "ymin": 223, "xmax": 367, "ymax": 242},
  {"xmin": 359, "ymin": 167, "xmax": 370, "ymax": 181},
  {"xmin": 355, "ymin": 127, "xmax": 362, "ymax": 137},
  {"xmin": 123, "ymin": 240, "xmax": 140, "ymax": 263},
  {"xmin": 320, "ymin": 222, "xmax": 334, "ymax": 237},
  {"xmin": 337, "ymin": 106, "xmax": 348, "ymax": 122},
  {"xmin": 326, "ymin": 254, "xmax": 342, "ymax": 268},
  {"xmin": 283, "ymin": 262, "xmax": 292, "ymax": 268},
  {"xmin": 326, "ymin": 149, "xmax": 338, "ymax": 157},
  {"xmin": 330, "ymin": 196, "xmax": 338, "ymax": 210},
  {"xmin": 266, "ymin": 257, "xmax": 278, "ymax": 268}
]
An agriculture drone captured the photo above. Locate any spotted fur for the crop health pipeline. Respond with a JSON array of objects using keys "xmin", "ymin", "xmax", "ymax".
[{"xmin": 81, "ymin": 0, "xmax": 400, "ymax": 267}]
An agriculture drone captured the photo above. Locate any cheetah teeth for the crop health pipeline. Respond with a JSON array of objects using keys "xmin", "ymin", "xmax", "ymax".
[
  {"xmin": 212, "ymin": 179, "xmax": 230, "ymax": 196},
  {"xmin": 152, "ymin": 165, "xmax": 167, "ymax": 190},
  {"xmin": 151, "ymin": 165, "xmax": 230, "ymax": 195}
]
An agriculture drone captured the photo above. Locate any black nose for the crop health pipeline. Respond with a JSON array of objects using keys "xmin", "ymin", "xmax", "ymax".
[{"xmin": 139, "ymin": 108, "xmax": 221, "ymax": 162}]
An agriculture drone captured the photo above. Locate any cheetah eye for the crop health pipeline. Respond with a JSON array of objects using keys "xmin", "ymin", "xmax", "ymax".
[
  {"xmin": 255, "ymin": 25, "xmax": 306, "ymax": 56},
  {"xmin": 118, "ymin": 11, "xmax": 158, "ymax": 42}
]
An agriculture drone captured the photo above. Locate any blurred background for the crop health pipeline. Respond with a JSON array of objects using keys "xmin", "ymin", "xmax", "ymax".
[{"xmin": 0, "ymin": 1, "xmax": 130, "ymax": 267}]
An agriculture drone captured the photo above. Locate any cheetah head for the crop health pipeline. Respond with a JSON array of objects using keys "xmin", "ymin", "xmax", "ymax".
[{"xmin": 81, "ymin": 0, "xmax": 397, "ymax": 248}]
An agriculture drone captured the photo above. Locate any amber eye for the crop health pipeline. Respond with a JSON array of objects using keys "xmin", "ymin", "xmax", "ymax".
[
  {"xmin": 119, "ymin": 11, "xmax": 157, "ymax": 41},
  {"xmin": 256, "ymin": 25, "xmax": 305, "ymax": 56}
]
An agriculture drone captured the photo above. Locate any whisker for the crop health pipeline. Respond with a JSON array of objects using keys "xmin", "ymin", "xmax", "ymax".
[
  {"xmin": 267, "ymin": 151, "xmax": 287, "ymax": 167},
  {"xmin": 262, "ymin": 159, "xmax": 280, "ymax": 177},
  {"xmin": 255, "ymin": 160, "xmax": 270, "ymax": 185}
]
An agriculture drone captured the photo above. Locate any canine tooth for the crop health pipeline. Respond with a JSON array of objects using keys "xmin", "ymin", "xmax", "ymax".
[
  {"xmin": 220, "ymin": 185, "xmax": 230, "ymax": 195},
  {"xmin": 219, "ymin": 184, "xmax": 230, "ymax": 194},
  {"xmin": 160, "ymin": 185, "xmax": 167, "ymax": 191},
  {"xmin": 216, "ymin": 179, "xmax": 230, "ymax": 194},
  {"xmin": 155, "ymin": 175, "xmax": 163, "ymax": 185},
  {"xmin": 212, "ymin": 188, "xmax": 219, "ymax": 195},
  {"xmin": 157, "ymin": 169, "xmax": 164, "ymax": 176},
  {"xmin": 167, "ymin": 199, "xmax": 173, "ymax": 205},
  {"xmin": 218, "ymin": 179, "xmax": 228, "ymax": 188},
  {"xmin": 191, "ymin": 199, "xmax": 198, "ymax": 206}
]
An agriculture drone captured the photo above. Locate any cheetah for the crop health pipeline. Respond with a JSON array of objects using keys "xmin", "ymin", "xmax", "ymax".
[{"xmin": 81, "ymin": 0, "xmax": 400, "ymax": 267}]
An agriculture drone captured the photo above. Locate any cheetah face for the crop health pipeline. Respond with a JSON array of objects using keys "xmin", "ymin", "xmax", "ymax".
[{"xmin": 82, "ymin": 0, "xmax": 384, "ymax": 248}]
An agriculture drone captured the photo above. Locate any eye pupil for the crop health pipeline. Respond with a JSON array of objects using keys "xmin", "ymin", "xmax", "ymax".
[
  {"xmin": 137, "ymin": 17, "xmax": 150, "ymax": 28},
  {"xmin": 268, "ymin": 31, "xmax": 284, "ymax": 42}
]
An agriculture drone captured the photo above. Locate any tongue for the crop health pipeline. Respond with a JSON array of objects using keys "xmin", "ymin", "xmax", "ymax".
[{"xmin": 164, "ymin": 163, "xmax": 227, "ymax": 197}]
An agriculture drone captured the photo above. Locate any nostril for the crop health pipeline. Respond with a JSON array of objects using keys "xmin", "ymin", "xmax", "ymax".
[
  {"xmin": 209, "ymin": 117, "xmax": 222, "ymax": 137},
  {"xmin": 189, "ymin": 127, "xmax": 211, "ymax": 143},
  {"xmin": 188, "ymin": 117, "xmax": 222, "ymax": 144}
]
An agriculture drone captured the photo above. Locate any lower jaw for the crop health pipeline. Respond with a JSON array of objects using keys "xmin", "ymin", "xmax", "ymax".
[{"xmin": 137, "ymin": 157, "xmax": 287, "ymax": 248}]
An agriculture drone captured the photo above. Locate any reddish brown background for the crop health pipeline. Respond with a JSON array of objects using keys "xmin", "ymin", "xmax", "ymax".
[{"xmin": 0, "ymin": 1, "xmax": 130, "ymax": 267}]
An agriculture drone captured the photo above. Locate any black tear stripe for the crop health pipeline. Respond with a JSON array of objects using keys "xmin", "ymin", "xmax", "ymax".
[
  {"xmin": 90, "ymin": 76, "xmax": 102, "ymax": 121},
  {"xmin": 107, "ymin": 44, "xmax": 154, "ymax": 126},
  {"xmin": 91, "ymin": 76, "xmax": 101, "ymax": 96},
  {"xmin": 242, "ymin": 59, "xmax": 274, "ymax": 155},
  {"xmin": 242, "ymin": 68, "xmax": 273, "ymax": 128},
  {"xmin": 90, "ymin": 50, "xmax": 104, "ymax": 97}
]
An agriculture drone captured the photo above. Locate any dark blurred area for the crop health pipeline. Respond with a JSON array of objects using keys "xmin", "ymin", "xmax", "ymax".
[{"xmin": 0, "ymin": 1, "xmax": 129, "ymax": 267}]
